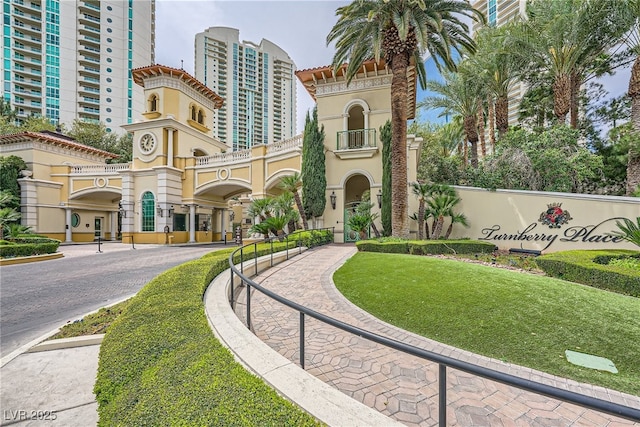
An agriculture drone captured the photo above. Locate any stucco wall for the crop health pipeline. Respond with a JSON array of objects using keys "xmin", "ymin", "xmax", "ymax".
[{"xmin": 447, "ymin": 186, "xmax": 640, "ymax": 253}]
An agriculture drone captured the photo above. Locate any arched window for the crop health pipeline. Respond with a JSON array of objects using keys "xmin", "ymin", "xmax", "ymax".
[
  {"xmin": 149, "ymin": 94, "xmax": 158, "ymax": 112},
  {"xmin": 191, "ymin": 106, "xmax": 197, "ymax": 121},
  {"xmin": 141, "ymin": 191, "xmax": 155, "ymax": 231},
  {"xmin": 197, "ymin": 109, "xmax": 204, "ymax": 124}
]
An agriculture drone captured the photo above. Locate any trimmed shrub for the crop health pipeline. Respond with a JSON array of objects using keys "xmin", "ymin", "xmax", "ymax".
[
  {"xmin": 0, "ymin": 239, "xmax": 60, "ymax": 258},
  {"xmin": 356, "ymin": 239, "xmax": 495, "ymax": 255},
  {"xmin": 95, "ymin": 231, "xmax": 332, "ymax": 426},
  {"xmin": 536, "ymin": 250, "xmax": 640, "ymax": 297}
]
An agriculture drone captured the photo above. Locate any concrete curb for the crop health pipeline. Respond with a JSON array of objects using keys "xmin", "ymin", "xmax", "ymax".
[
  {"xmin": 204, "ymin": 249, "xmax": 403, "ymax": 427},
  {"xmin": 27, "ymin": 334, "xmax": 105, "ymax": 353},
  {"xmin": 0, "ymin": 252, "xmax": 63, "ymax": 266}
]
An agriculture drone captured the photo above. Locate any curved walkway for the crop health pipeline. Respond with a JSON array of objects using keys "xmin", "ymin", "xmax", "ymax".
[{"xmin": 227, "ymin": 244, "xmax": 639, "ymax": 426}]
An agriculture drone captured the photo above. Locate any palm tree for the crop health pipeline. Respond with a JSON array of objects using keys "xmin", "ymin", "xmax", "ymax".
[
  {"xmin": 427, "ymin": 193, "xmax": 461, "ymax": 240},
  {"xmin": 471, "ymin": 24, "xmax": 522, "ymax": 140},
  {"xmin": 411, "ymin": 181, "xmax": 431, "ymax": 239},
  {"xmin": 623, "ymin": 0, "xmax": 640, "ymax": 195},
  {"xmin": 0, "ymin": 191, "xmax": 20, "ymax": 241},
  {"xmin": 436, "ymin": 120, "xmax": 464, "ymax": 157},
  {"xmin": 421, "ymin": 66, "xmax": 484, "ymax": 167},
  {"xmin": 279, "ymin": 172, "xmax": 308, "ymax": 230},
  {"xmin": 444, "ymin": 212, "xmax": 469, "ymax": 239},
  {"xmin": 327, "ymin": 0, "xmax": 482, "ymax": 238},
  {"xmin": 514, "ymin": 0, "xmax": 633, "ymax": 126}
]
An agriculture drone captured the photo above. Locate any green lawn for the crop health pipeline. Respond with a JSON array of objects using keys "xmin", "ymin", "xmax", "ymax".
[{"xmin": 333, "ymin": 252, "xmax": 640, "ymax": 396}]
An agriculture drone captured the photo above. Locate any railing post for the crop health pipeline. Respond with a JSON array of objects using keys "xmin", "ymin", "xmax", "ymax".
[
  {"xmin": 439, "ymin": 364, "xmax": 447, "ymax": 427},
  {"xmin": 286, "ymin": 234, "xmax": 289, "ymax": 260},
  {"xmin": 270, "ymin": 239, "xmax": 273, "ymax": 266},
  {"xmin": 246, "ymin": 283, "xmax": 251, "ymax": 330},
  {"xmin": 240, "ymin": 247, "xmax": 244, "ymax": 274},
  {"xmin": 230, "ymin": 269, "xmax": 234, "ymax": 305},
  {"xmin": 300, "ymin": 312, "xmax": 305, "ymax": 369},
  {"xmin": 254, "ymin": 242, "xmax": 258, "ymax": 276}
]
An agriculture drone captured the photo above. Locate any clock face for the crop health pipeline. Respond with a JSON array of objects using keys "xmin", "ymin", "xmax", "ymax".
[{"xmin": 139, "ymin": 133, "xmax": 156, "ymax": 154}]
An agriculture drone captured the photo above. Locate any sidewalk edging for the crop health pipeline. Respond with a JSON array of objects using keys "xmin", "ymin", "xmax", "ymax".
[{"xmin": 204, "ymin": 249, "xmax": 403, "ymax": 427}]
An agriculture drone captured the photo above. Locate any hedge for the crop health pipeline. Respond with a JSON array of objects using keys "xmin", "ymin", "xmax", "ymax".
[
  {"xmin": 536, "ymin": 250, "xmax": 640, "ymax": 297},
  {"xmin": 94, "ymin": 230, "xmax": 332, "ymax": 426},
  {"xmin": 356, "ymin": 239, "xmax": 496, "ymax": 255},
  {"xmin": 0, "ymin": 239, "xmax": 60, "ymax": 258}
]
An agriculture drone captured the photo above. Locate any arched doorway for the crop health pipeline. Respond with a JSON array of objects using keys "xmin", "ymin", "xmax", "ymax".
[{"xmin": 343, "ymin": 174, "xmax": 370, "ymax": 242}]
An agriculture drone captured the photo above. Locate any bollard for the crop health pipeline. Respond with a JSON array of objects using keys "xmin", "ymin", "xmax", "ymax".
[{"xmin": 96, "ymin": 236, "xmax": 103, "ymax": 253}]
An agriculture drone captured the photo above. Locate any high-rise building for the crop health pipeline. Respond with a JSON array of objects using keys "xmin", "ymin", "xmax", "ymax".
[
  {"xmin": 194, "ymin": 27, "xmax": 296, "ymax": 151},
  {"xmin": 2, "ymin": 0, "xmax": 155, "ymax": 133},
  {"xmin": 472, "ymin": 0, "xmax": 527, "ymax": 126}
]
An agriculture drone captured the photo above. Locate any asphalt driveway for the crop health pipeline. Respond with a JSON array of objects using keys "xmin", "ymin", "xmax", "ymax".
[{"xmin": 0, "ymin": 242, "xmax": 226, "ymax": 358}]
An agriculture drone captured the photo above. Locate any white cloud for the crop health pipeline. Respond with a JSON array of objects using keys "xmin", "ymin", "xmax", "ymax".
[
  {"xmin": 155, "ymin": 1, "xmax": 633, "ymax": 134},
  {"xmin": 155, "ymin": 0, "xmax": 349, "ymax": 132}
]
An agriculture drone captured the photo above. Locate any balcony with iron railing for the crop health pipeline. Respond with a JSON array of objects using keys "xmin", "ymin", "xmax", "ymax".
[{"xmin": 334, "ymin": 128, "xmax": 379, "ymax": 160}]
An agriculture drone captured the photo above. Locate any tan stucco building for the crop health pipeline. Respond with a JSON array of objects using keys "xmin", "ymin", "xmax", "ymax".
[
  {"xmin": 2, "ymin": 62, "xmax": 637, "ymax": 252},
  {"xmin": 1, "ymin": 62, "xmax": 421, "ymax": 245}
]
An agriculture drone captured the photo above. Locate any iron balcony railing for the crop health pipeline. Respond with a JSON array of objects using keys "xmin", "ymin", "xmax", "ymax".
[
  {"xmin": 228, "ymin": 239, "xmax": 640, "ymax": 426},
  {"xmin": 336, "ymin": 128, "xmax": 377, "ymax": 150}
]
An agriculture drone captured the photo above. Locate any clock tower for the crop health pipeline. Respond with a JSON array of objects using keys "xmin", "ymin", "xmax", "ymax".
[{"xmin": 120, "ymin": 64, "xmax": 227, "ymax": 243}]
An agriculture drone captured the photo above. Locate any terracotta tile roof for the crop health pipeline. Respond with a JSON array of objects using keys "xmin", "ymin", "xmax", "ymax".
[
  {"xmin": 295, "ymin": 59, "xmax": 417, "ymax": 119},
  {"xmin": 131, "ymin": 64, "xmax": 225, "ymax": 109},
  {"xmin": 0, "ymin": 131, "xmax": 119, "ymax": 159}
]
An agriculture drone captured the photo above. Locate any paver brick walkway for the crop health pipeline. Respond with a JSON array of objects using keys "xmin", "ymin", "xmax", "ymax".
[{"xmin": 234, "ymin": 244, "xmax": 639, "ymax": 426}]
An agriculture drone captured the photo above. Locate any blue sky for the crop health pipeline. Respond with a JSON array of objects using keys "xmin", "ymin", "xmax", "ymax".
[{"xmin": 155, "ymin": 1, "xmax": 632, "ymax": 132}]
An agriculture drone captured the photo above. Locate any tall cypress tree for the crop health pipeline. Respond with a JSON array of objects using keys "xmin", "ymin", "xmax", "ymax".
[
  {"xmin": 380, "ymin": 120, "xmax": 392, "ymax": 236},
  {"xmin": 301, "ymin": 107, "xmax": 326, "ymax": 225}
]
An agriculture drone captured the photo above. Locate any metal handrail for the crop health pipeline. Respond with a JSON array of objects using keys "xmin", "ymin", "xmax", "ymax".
[{"xmin": 228, "ymin": 239, "xmax": 640, "ymax": 426}]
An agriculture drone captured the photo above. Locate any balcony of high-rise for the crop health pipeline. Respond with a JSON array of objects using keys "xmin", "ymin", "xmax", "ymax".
[
  {"xmin": 78, "ymin": 1, "xmax": 100, "ymax": 13},
  {"xmin": 13, "ymin": 20, "xmax": 42, "ymax": 38},
  {"xmin": 80, "ymin": 34, "xmax": 100, "ymax": 47},
  {"xmin": 13, "ymin": 1, "xmax": 42, "ymax": 12},
  {"xmin": 12, "ymin": 8, "xmax": 41, "ymax": 25},
  {"xmin": 79, "ymin": 23, "xmax": 100, "ymax": 36},
  {"xmin": 13, "ymin": 41, "xmax": 41, "ymax": 57},
  {"xmin": 13, "ymin": 74, "xmax": 41, "ymax": 90},
  {"xmin": 12, "ymin": 30, "xmax": 42, "ymax": 46}
]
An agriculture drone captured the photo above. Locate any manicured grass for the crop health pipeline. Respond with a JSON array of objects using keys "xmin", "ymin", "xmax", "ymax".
[
  {"xmin": 49, "ymin": 299, "xmax": 131, "ymax": 339},
  {"xmin": 333, "ymin": 252, "xmax": 640, "ymax": 396},
  {"xmin": 95, "ymin": 231, "xmax": 333, "ymax": 426}
]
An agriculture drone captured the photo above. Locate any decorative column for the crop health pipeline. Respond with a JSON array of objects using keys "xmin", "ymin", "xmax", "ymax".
[
  {"xmin": 65, "ymin": 208, "xmax": 72, "ymax": 242},
  {"xmin": 110, "ymin": 211, "xmax": 117, "ymax": 241},
  {"xmin": 166, "ymin": 127, "xmax": 175, "ymax": 168},
  {"xmin": 189, "ymin": 204, "xmax": 196, "ymax": 243}
]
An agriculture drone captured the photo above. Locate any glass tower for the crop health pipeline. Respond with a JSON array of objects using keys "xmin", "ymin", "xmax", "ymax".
[{"xmin": 2, "ymin": 0, "xmax": 155, "ymax": 133}]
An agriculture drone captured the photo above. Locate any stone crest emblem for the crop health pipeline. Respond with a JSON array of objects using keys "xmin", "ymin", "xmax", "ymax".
[{"xmin": 539, "ymin": 203, "xmax": 572, "ymax": 229}]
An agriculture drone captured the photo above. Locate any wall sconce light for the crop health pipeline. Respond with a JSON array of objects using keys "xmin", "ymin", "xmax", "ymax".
[
  {"xmin": 118, "ymin": 202, "xmax": 127, "ymax": 218},
  {"xmin": 168, "ymin": 205, "xmax": 174, "ymax": 218},
  {"xmin": 377, "ymin": 189, "xmax": 382, "ymax": 209},
  {"xmin": 156, "ymin": 203, "xmax": 163, "ymax": 217},
  {"xmin": 330, "ymin": 191, "xmax": 336, "ymax": 210},
  {"xmin": 229, "ymin": 211, "xmax": 235, "ymax": 222}
]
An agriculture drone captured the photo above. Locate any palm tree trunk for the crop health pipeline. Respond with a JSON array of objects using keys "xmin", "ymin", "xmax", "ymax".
[
  {"xmin": 488, "ymin": 95, "xmax": 496, "ymax": 154},
  {"xmin": 495, "ymin": 95, "xmax": 509, "ymax": 138},
  {"xmin": 294, "ymin": 193, "xmax": 308, "ymax": 230},
  {"xmin": 570, "ymin": 71, "xmax": 580, "ymax": 129},
  {"xmin": 554, "ymin": 73, "xmax": 571, "ymax": 125},
  {"xmin": 463, "ymin": 115, "xmax": 479, "ymax": 168},
  {"xmin": 417, "ymin": 201, "xmax": 425, "ymax": 240},
  {"xmin": 627, "ymin": 56, "xmax": 640, "ymax": 196},
  {"xmin": 477, "ymin": 100, "xmax": 486, "ymax": 159},
  {"xmin": 431, "ymin": 216, "xmax": 444, "ymax": 240},
  {"xmin": 370, "ymin": 221, "xmax": 381, "ymax": 238},
  {"xmin": 390, "ymin": 52, "xmax": 410, "ymax": 239}
]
